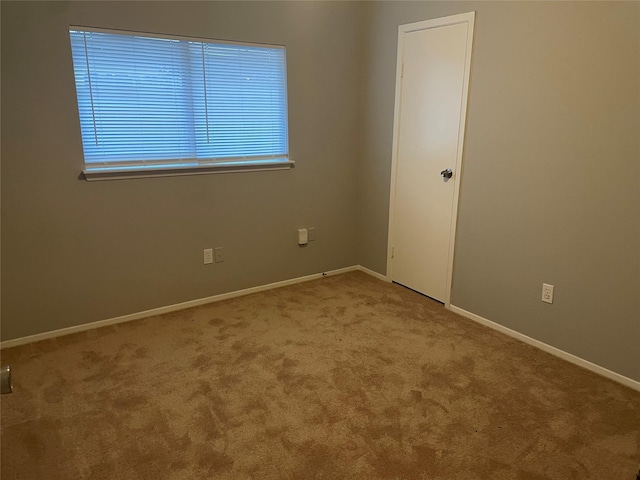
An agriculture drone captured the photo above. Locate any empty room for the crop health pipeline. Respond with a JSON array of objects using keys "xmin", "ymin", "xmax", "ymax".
[{"xmin": 1, "ymin": 1, "xmax": 638, "ymax": 479}]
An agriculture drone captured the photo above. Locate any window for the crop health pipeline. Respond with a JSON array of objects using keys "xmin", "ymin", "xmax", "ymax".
[{"xmin": 69, "ymin": 27, "xmax": 291, "ymax": 180}]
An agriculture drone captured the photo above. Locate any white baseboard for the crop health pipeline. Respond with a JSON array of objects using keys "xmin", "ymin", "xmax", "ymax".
[
  {"xmin": 449, "ymin": 305, "xmax": 640, "ymax": 392},
  {"xmin": 0, "ymin": 265, "xmax": 362, "ymax": 350},
  {"xmin": 357, "ymin": 265, "xmax": 389, "ymax": 282}
]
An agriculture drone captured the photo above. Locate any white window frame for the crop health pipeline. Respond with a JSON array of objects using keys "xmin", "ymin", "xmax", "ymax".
[{"xmin": 68, "ymin": 27, "xmax": 293, "ymax": 181}]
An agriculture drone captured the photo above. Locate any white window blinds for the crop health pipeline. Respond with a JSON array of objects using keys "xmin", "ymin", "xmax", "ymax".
[{"xmin": 69, "ymin": 27, "xmax": 289, "ymax": 175}]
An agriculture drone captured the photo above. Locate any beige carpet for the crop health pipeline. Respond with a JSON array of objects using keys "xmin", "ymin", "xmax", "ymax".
[{"xmin": 1, "ymin": 271, "xmax": 639, "ymax": 479}]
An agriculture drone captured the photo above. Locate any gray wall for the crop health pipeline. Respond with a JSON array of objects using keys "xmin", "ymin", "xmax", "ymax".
[
  {"xmin": 2, "ymin": 1, "xmax": 639, "ymax": 383},
  {"xmin": 359, "ymin": 1, "xmax": 640, "ymax": 381},
  {"xmin": 1, "ymin": 1, "xmax": 365, "ymax": 339}
]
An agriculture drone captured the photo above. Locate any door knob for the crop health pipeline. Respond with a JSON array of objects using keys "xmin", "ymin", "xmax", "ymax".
[{"xmin": 440, "ymin": 168, "xmax": 453, "ymax": 179}]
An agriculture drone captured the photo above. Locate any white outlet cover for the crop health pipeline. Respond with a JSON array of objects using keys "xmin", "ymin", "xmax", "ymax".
[
  {"xmin": 542, "ymin": 283, "xmax": 554, "ymax": 304},
  {"xmin": 298, "ymin": 228, "xmax": 308, "ymax": 245}
]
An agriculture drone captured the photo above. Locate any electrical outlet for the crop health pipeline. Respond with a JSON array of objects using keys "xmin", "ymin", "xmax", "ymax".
[
  {"xmin": 214, "ymin": 247, "xmax": 224, "ymax": 263},
  {"xmin": 542, "ymin": 283, "xmax": 554, "ymax": 304},
  {"xmin": 203, "ymin": 248, "xmax": 213, "ymax": 265},
  {"xmin": 308, "ymin": 227, "xmax": 316, "ymax": 242},
  {"xmin": 297, "ymin": 228, "xmax": 308, "ymax": 245}
]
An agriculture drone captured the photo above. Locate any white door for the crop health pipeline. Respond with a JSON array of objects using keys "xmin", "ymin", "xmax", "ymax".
[{"xmin": 388, "ymin": 13, "xmax": 475, "ymax": 304}]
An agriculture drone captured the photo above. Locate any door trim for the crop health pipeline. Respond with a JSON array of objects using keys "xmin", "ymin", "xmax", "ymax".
[{"xmin": 386, "ymin": 12, "xmax": 475, "ymax": 308}]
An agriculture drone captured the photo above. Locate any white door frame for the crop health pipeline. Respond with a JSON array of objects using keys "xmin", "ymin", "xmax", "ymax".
[{"xmin": 386, "ymin": 12, "xmax": 475, "ymax": 308}]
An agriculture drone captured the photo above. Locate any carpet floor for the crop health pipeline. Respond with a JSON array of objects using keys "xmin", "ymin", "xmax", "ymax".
[{"xmin": 1, "ymin": 271, "xmax": 639, "ymax": 479}]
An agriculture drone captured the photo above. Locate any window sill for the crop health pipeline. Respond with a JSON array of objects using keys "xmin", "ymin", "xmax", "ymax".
[{"xmin": 82, "ymin": 160, "xmax": 295, "ymax": 181}]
